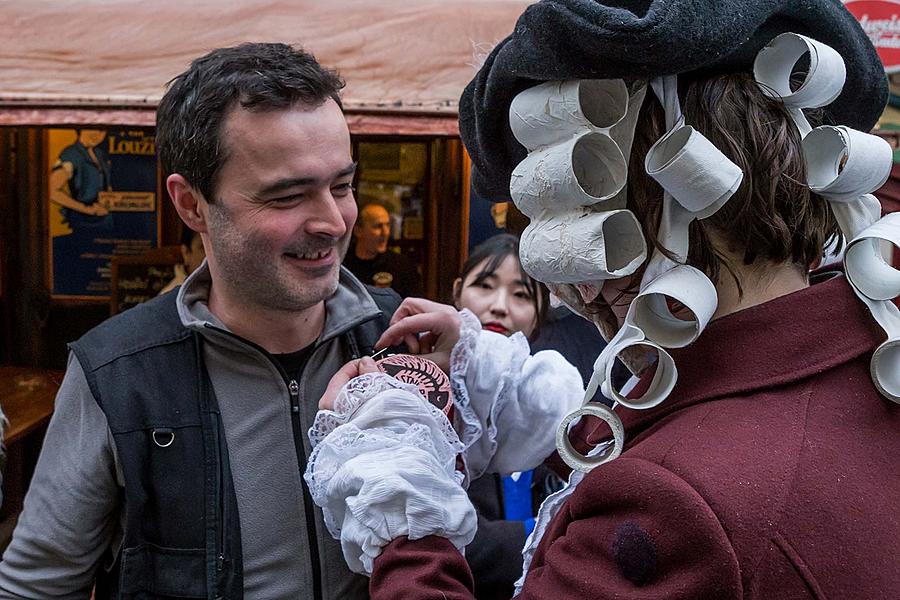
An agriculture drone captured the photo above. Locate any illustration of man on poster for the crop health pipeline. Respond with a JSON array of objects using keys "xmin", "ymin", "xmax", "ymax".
[
  {"xmin": 49, "ymin": 129, "xmax": 114, "ymax": 229},
  {"xmin": 47, "ymin": 128, "xmax": 158, "ymax": 298}
]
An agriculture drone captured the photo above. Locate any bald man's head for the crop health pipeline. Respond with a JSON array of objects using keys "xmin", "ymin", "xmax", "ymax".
[{"xmin": 353, "ymin": 203, "xmax": 391, "ymax": 259}]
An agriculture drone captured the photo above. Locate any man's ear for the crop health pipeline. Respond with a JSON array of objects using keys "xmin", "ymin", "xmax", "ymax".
[
  {"xmin": 167, "ymin": 174, "xmax": 209, "ymax": 234},
  {"xmin": 452, "ymin": 277, "xmax": 463, "ymax": 309}
]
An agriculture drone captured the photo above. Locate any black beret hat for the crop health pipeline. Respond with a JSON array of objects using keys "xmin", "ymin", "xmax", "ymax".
[{"xmin": 460, "ymin": 0, "xmax": 889, "ymax": 200}]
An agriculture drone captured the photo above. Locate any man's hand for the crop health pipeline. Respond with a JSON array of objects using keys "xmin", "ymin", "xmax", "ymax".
[
  {"xmin": 87, "ymin": 203, "xmax": 109, "ymax": 216},
  {"xmin": 320, "ymin": 356, "xmax": 379, "ymax": 411},
  {"xmin": 375, "ymin": 298, "xmax": 462, "ymax": 373}
]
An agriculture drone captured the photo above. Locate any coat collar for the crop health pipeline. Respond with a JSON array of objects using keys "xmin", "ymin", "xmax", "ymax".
[{"xmin": 617, "ymin": 272, "xmax": 886, "ymax": 437}]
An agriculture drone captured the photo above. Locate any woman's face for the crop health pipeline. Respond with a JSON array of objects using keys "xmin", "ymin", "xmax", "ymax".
[{"xmin": 455, "ymin": 255, "xmax": 538, "ymax": 338}]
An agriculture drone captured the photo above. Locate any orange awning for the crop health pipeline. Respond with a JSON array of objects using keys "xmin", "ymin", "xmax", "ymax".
[{"xmin": 0, "ymin": 0, "xmax": 531, "ymax": 131}]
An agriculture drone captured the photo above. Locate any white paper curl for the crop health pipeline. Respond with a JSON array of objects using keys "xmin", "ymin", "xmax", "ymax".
[
  {"xmin": 519, "ymin": 208, "xmax": 647, "ymax": 283},
  {"xmin": 630, "ymin": 264, "xmax": 718, "ymax": 348},
  {"xmin": 845, "ymin": 213, "xmax": 900, "ymax": 302},
  {"xmin": 582, "ymin": 321, "xmax": 678, "ymax": 410},
  {"xmin": 803, "ymin": 126, "xmax": 893, "ymax": 202},
  {"xmin": 509, "ymin": 79, "xmax": 630, "ymax": 151},
  {"xmin": 510, "ymin": 131, "xmax": 628, "ymax": 218},
  {"xmin": 645, "ymin": 123, "xmax": 743, "ymax": 218},
  {"xmin": 871, "ymin": 337, "xmax": 900, "ymax": 403},
  {"xmin": 852, "ymin": 290, "xmax": 900, "ymax": 404},
  {"xmin": 753, "ymin": 32, "xmax": 846, "ymax": 114},
  {"xmin": 554, "ymin": 402, "xmax": 624, "ymax": 473}
]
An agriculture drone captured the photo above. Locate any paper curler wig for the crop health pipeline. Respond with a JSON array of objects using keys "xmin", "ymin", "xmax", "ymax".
[
  {"xmin": 460, "ymin": 0, "xmax": 888, "ymax": 201},
  {"xmin": 458, "ymin": 0, "xmax": 900, "ymax": 473}
]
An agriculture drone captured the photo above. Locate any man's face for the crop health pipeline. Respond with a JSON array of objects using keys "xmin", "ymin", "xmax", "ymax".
[
  {"xmin": 354, "ymin": 205, "xmax": 391, "ymax": 257},
  {"xmin": 79, "ymin": 129, "xmax": 107, "ymax": 148},
  {"xmin": 202, "ymin": 99, "xmax": 357, "ymax": 313}
]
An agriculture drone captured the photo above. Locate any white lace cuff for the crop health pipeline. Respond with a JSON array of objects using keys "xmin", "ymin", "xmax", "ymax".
[
  {"xmin": 455, "ymin": 326, "xmax": 584, "ymax": 478},
  {"xmin": 449, "ymin": 308, "xmax": 485, "ymax": 479},
  {"xmin": 488, "ymin": 348, "xmax": 583, "ymax": 473},
  {"xmin": 304, "ymin": 372, "xmax": 475, "ymax": 575}
]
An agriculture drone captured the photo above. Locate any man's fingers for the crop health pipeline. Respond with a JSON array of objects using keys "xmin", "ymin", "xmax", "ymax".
[
  {"xmin": 388, "ymin": 297, "xmax": 456, "ymax": 326},
  {"xmin": 319, "ymin": 366, "xmax": 350, "ymax": 410},
  {"xmin": 380, "ymin": 312, "xmax": 455, "ymax": 343},
  {"xmin": 336, "ymin": 358, "xmax": 363, "ymax": 379},
  {"xmin": 319, "ymin": 357, "xmax": 384, "ymax": 410},
  {"xmin": 358, "ymin": 356, "xmax": 379, "ymax": 375}
]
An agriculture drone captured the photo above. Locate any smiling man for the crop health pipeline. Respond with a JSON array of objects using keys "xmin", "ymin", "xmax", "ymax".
[{"xmin": 0, "ymin": 43, "xmax": 400, "ymax": 599}]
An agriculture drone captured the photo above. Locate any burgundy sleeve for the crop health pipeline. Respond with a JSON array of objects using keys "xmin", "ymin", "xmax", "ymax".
[
  {"xmin": 371, "ymin": 458, "xmax": 742, "ymax": 600},
  {"xmin": 370, "ymin": 535, "xmax": 475, "ymax": 600},
  {"xmin": 517, "ymin": 457, "xmax": 742, "ymax": 599}
]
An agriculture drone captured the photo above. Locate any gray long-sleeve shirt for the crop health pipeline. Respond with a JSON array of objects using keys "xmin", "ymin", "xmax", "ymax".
[{"xmin": 0, "ymin": 265, "xmax": 380, "ymax": 599}]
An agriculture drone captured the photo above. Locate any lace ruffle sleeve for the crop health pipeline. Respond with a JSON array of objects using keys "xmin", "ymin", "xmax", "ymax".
[
  {"xmin": 452, "ymin": 320, "xmax": 584, "ymax": 478},
  {"xmin": 304, "ymin": 372, "xmax": 476, "ymax": 575}
]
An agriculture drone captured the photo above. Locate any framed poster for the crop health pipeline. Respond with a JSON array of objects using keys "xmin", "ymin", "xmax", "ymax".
[
  {"xmin": 46, "ymin": 128, "xmax": 160, "ymax": 299},
  {"xmin": 110, "ymin": 246, "xmax": 182, "ymax": 315}
]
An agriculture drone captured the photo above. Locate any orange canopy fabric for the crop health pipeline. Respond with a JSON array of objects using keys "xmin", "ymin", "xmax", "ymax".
[{"xmin": 0, "ymin": 0, "xmax": 530, "ymax": 126}]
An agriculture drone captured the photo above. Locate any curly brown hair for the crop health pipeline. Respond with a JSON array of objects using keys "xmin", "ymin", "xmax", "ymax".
[{"xmin": 624, "ymin": 72, "xmax": 841, "ymax": 297}]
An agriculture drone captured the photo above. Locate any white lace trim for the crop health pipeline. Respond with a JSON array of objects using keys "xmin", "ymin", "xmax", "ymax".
[
  {"xmin": 477, "ymin": 332, "xmax": 531, "ymax": 478},
  {"xmin": 304, "ymin": 372, "xmax": 471, "ymax": 574},
  {"xmin": 513, "ymin": 440, "xmax": 614, "ymax": 597},
  {"xmin": 309, "ymin": 372, "xmax": 448, "ymax": 447},
  {"xmin": 449, "ymin": 308, "xmax": 484, "ymax": 479},
  {"xmin": 307, "ymin": 371, "xmax": 463, "ymax": 491},
  {"xmin": 306, "ymin": 421, "xmax": 464, "ymax": 533}
]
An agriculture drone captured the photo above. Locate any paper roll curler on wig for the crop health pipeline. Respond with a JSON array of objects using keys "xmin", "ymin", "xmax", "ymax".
[{"xmin": 458, "ymin": 0, "xmax": 897, "ymax": 473}]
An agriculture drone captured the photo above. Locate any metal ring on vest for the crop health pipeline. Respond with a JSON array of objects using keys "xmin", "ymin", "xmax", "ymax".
[{"xmin": 152, "ymin": 428, "xmax": 175, "ymax": 448}]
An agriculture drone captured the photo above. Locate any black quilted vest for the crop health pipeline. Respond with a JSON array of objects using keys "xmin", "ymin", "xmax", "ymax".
[{"xmin": 70, "ymin": 288, "xmax": 397, "ymax": 599}]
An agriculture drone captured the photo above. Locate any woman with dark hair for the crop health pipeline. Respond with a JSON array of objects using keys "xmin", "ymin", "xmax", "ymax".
[
  {"xmin": 453, "ymin": 233, "xmax": 548, "ymax": 341},
  {"xmin": 451, "ymin": 234, "xmax": 560, "ymax": 599},
  {"xmin": 306, "ymin": 2, "xmax": 900, "ymax": 598}
]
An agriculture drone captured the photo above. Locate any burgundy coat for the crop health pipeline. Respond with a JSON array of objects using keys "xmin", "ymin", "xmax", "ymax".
[{"xmin": 370, "ymin": 274, "xmax": 900, "ymax": 599}]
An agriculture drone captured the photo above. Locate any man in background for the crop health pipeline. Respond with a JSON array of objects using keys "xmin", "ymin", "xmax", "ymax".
[
  {"xmin": 344, "ymin": 202, "xmax": 423, "ymax": 297},
  {"xmin": 158, "ymin": 225, "xmax": 206, "ymax": 295}
]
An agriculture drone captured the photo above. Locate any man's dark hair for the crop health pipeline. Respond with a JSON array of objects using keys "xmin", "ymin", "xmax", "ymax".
[{"xmin": 156, "ymin": 43, "xmax": 345, "ymax": 202}]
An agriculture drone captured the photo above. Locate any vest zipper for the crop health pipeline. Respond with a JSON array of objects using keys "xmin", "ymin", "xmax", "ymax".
[
  {"xmin": 203, "ymin": 323, "xmax": 359, "ymax": 599},
  {"xmin": 211, "ymin": 411, "xmax": 227, "ymax": 577},
  {"xmin": 289, "ymin": 378, "xmax": 324, "ymax": 600}
]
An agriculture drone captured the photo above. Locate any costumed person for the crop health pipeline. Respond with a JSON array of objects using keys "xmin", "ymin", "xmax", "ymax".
[
  {"xmin": 451, "ymin": 233, "xmax": 572, "ymax": 599},
  {"xmin": 304, "ymin": 1, "xmax": 900, "ymax": 599}
]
